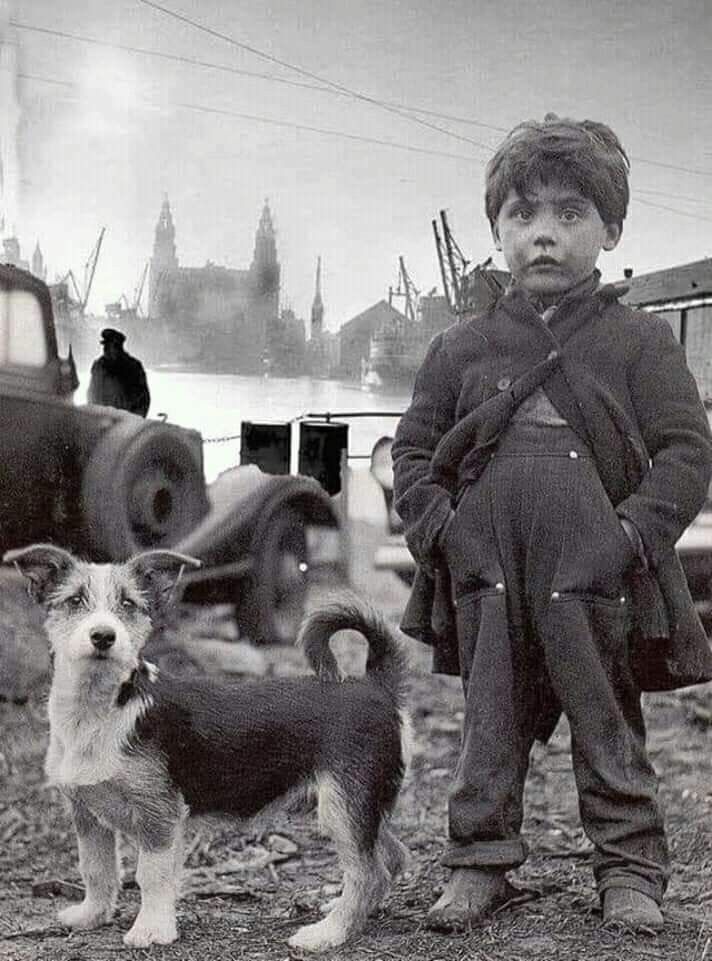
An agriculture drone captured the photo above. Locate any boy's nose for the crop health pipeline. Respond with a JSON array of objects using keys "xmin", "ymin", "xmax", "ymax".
[
  {"xmin": 532, "ymin": 216, "xmax": 558, "ymax": 246},
  {"xmin": 90, "ymin": 627, "xmax": 116, "ymax": 651}
]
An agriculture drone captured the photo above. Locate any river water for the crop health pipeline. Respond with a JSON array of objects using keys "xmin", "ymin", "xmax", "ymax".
[{"xmin": 77, "ymin": 369, "xmax": 413, "ymax": 484}]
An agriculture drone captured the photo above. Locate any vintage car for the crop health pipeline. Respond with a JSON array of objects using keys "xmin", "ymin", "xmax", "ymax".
[{"xmin": 0, "ymin": 263, "xmax": 342, "ymax": 643}]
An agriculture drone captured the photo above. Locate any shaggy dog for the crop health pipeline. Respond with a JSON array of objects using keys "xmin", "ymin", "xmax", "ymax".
[{"xmin": 5, "ymin": 544, "xmax": 410, "ymax": 952}]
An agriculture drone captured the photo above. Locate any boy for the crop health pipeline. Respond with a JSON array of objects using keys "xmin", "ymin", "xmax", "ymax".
[{"xmin": 392, "ymin": 115, "xmax": 712, "ymax": 932}]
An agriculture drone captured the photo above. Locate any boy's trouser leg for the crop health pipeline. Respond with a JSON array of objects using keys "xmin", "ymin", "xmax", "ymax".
[
  {"xmin": 540, "ymin": 597, "xmax": 670, "ymax": 903},
  {"xmin": 444, "ymin": 589, "xmax": 536, "ymax": 870}
]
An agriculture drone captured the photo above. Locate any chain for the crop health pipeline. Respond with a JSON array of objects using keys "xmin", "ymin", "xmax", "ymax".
[{"xmin": 202, "ymin": 433, "xmax": 243, "ymax": 444}]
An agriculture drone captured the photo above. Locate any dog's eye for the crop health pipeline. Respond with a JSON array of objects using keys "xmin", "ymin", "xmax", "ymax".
[
  {"xmin": 121, "ymin": 597, "xmax": 137, "ymax": 611},
  {"xmin": 66, "ymin": 594, "xmax": 84, "ymax": 609}
]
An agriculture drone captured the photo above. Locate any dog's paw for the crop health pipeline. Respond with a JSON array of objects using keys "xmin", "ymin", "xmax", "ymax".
[
  {"xmin": 123, "ymin": 916, "xmax": 178, "ymax": 948},
  {"xmin": 318, "ymin": 895, "xmax": 341, "ymax": 916},
  {"xmin": 58, "ymin": 900, "xmax": 112, "ymax": 930},
  {"xmin": 319, "ymin": 894, "xmax": 383, "ymax": 920},
  {"xmin": 289, "ymin": 917, "xmax": 350, "ymax": 952}
]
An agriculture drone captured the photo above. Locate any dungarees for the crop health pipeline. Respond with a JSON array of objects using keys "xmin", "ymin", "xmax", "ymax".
[{"xmin": 442, "ymin": 421, "xmax": 669, "ymax": 903}]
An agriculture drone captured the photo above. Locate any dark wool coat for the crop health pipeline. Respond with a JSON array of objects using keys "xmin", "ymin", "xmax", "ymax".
[
  {"xmin": 392, "ymin": 281, "xmax": 712, "ymax": 692},
  {"xmin": 88, "ymin": 352, "xmax": 151, "ymax": 418}
]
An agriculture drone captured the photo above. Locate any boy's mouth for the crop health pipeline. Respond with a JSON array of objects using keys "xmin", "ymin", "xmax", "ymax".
[{"xmin": 529, "ymin": 256, "xmax": 560, "ymax": 267}]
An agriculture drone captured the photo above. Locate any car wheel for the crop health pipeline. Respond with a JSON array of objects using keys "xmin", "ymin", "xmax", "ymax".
[
  {"xmin": 237, "ymin": 505, "xmax": 309, "ymax": 645},
  {"xmin": 82, "ymin": 419, "xmax": 209, "ymax": 560}
]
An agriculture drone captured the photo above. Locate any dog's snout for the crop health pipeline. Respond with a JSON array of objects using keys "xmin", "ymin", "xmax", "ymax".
[{"xmin": 90, "ymin": 627, "xmax": 116, "ymax": 652}]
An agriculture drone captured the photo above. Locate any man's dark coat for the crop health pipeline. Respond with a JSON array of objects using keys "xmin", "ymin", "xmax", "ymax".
[
  {"xmin": 88, "ymin": 351, "xmax": 151, "ymax": 418},
  {"xmin": 392, "ymin": 281, "xmax": 712, "ymax": 692}
]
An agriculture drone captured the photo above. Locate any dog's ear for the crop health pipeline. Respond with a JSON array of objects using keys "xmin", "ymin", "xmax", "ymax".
[
  {"xmin": 126, "ymin": 550, "xmax": 202, "ymax": 606},
  {"xmin": 3, "ymin": 544, "xmax": 77, "ymax": 602},
  {"xmin": 128, "ymin": 550, "xmax": 202, "ymax": 577}
]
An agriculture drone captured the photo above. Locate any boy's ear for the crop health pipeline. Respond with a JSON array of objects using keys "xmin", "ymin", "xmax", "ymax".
[
  {"xmin": 491, "ymin": 223, "xmax": 502, "ymax": 251},
  {"xmin": 602, "ymin": 222, "xmax": 622, "ymax": 251}
]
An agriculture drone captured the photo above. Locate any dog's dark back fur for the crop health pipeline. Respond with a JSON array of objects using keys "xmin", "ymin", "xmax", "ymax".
[{"xmin": 127, "ymin": 672, "xmax": 405, "ymax": 830}]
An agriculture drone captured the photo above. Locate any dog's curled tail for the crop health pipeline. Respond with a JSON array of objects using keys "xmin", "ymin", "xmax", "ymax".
[{"xmin": 298, "ymin": 596, "xmax": 409, "ymax": 706}]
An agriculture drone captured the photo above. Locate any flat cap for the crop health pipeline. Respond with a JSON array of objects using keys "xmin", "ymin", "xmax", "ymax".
[{"xmin": 101, "ymin": 328, "xmax": 126, "ymax": 345}]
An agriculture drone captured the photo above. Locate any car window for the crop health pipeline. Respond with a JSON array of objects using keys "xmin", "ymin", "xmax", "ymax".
[{"xmin": 0, "ymin": 290, "xmax": 48, "ymax": 367}]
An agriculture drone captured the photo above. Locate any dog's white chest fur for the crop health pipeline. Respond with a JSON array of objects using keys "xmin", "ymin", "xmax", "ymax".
[{"xmin": 46, "ymin": 689, "xmax": 148, "ymax": 786}]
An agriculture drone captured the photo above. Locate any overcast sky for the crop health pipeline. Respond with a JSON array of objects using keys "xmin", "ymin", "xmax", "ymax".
[{"xmin": 7, "ymin": 0, "xmax": 712, "ymax": 329}]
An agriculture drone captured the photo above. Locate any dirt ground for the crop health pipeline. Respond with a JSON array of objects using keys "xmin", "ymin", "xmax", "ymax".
[{"xmin": 2, "ymin": 535, "xmax": 712, "ymax": 961}]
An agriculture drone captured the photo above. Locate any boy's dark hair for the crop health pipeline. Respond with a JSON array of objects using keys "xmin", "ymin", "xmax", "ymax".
[{"xmin": 485, "ymin": 114, "xmax": 630, "ymax": 228}]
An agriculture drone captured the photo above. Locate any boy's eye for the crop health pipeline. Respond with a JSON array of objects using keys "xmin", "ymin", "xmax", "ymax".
[
  {"xmin": 512, "ymin": 208, "xmax": 532, "ymax": 222},
  {"xmin": 560, "ymin": 208, "xmax": 581, "ymax": 222}
]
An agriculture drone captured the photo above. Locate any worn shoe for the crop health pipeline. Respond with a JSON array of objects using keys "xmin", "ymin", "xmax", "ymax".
[
  {"xmin": 426, "ymin": 867, "xmax": 515, "ymax": 931},
  {"xmin": 602, "ymin": 888, "xmax": 664, "ymax": 931}
]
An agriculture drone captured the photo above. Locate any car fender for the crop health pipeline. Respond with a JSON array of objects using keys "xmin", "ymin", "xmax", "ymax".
[{"xmin": 174, "ymin": 465, "xmax": 340, "ymax": 566}]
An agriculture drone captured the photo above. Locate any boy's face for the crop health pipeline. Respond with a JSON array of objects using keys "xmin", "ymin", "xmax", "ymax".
[{"xmin": 492, "ymin": 181, "xmax": 621, "ymax": 299}]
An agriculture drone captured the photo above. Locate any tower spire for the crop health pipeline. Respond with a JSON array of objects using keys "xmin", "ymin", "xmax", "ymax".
[
  {"xmin": 253, "ymin": 198, "xmax": 277, "ymax": 268},
  {"xmin": 310, "ymin": 256, "xmax": 324, "ymax": 339},
  {"xmin": 251, "ymin": 198, "xmax": 280, "ymax": 296},
  {"xmin": 149, "ymin": 194, "xmax": 179, "ymax": 315},
  {"xmin": 32, "ymin": 240, "xmax": 46, "ymax": 280}
]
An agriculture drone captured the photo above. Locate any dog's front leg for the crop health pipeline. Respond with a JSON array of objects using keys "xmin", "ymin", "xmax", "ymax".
[
  {"xmin": 59, "ymin": 800, "xmax": 118, "ymax": 930},
  {"xmin": 123, "ymin": 821, "xmax": 183, "ymax": 948}
]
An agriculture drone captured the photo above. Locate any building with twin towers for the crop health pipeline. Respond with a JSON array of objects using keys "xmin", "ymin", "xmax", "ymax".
[{"xmin": 147, "ymin": 197, "xmax": 281, "ymax": 372}]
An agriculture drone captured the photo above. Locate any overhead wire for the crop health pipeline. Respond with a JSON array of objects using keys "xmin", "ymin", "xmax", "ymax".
[
  {"xmin": 11, "ymin": 19, "xmax": 508, "ymax": 135},
  {"xmin": 15, "ymin": 10, "xmax": 712, "ymax": 225},
  {"xmin": 19, "ymin": 71, "xmax": 712, "ymax": 224},
  {"xmin": 636, "ymin": 197, "xmax": 712, "ymax": 223},
  {"xmin": 21, "ymin": 69, "xmax": 712, "ymax": 225},
  {"xmin": 19, "ymin": 73, "xmax": 477, "ymax": 163},
  {"xmin": 14, "ymin": 14, "xmax": 711, "ymax": 178},
  {"xmin": 136, "ymin": 0, "xmax": 712, "ymax": 179},
  {"xmin": 134, "ymin": 0, "xmax": 500, "ymax": 153},
  {"xmin": 637, "ymin": 186, "xmax": 712, "ymax": 207},
  {"xmin": 175, "ymin": 101, "xmax": 481, "ymax": 162}
]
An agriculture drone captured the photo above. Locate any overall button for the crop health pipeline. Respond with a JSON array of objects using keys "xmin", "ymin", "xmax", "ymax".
[
  {"xmin": 547, "ymin": 350, "xmax": 559, "ymax": 361},
  {"xmin": 497, "ymin": 376, "xmax": 511, "ymax": 391},
  {"xmin": 568, "ymin": 450, "xmax": 579, "ymax": 459}
]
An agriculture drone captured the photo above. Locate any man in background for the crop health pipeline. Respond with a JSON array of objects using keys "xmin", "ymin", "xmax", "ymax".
[{"xmin": 87, "ymin": 328, "xmax": 150, "ymax": 417}]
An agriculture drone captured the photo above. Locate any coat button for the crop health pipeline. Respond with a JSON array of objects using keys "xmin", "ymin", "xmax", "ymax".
[
  {"xmin": 547, "ymin": 350, "xmax": 559, "ymax": 361},
  {"xmin": 551, "ymin": 591, "xmax": 560, "ymax": 600},
  {"xmin": 568, "ymin": 450, "xmax": 579, "ymax": 459},
  {"xmin": 497, "ymin": 376, "xmax": 511, "ymax": 391},
  {"xmin": 495, "ymin": 582, "xmax": 505, "ymax": 593}
]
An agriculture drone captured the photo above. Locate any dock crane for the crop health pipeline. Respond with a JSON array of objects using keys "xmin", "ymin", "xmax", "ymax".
[
  {"xmin": 50, "ymin": 227, "xmax": 106, "ymax": 357},
  {"xmin": 433, "ymin": 210, "xmax": 504, "ymax": 315},
  {"xmin": 387, "ymin": 256, "xmax": 420, "ymax": 325},
  {"xmin": 57, "ymin": 227, "xmax": 106, "ymax": 318},
  {"xmin": 105, "ymin": 261, "xmax": 150, "ymax": 325},
  {"xmin": 133, "ymin": 260, "xmax": 149, "ymax": 319}
]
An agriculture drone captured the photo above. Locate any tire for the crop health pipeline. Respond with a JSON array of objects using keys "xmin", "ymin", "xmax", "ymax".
[
  {"xmin": 81, "ymin": 418, "xmax": 209, "ymax": 560},
  {"xmin": 237, "ymin": 505, "xmax": 309, "ymax": 645}
]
